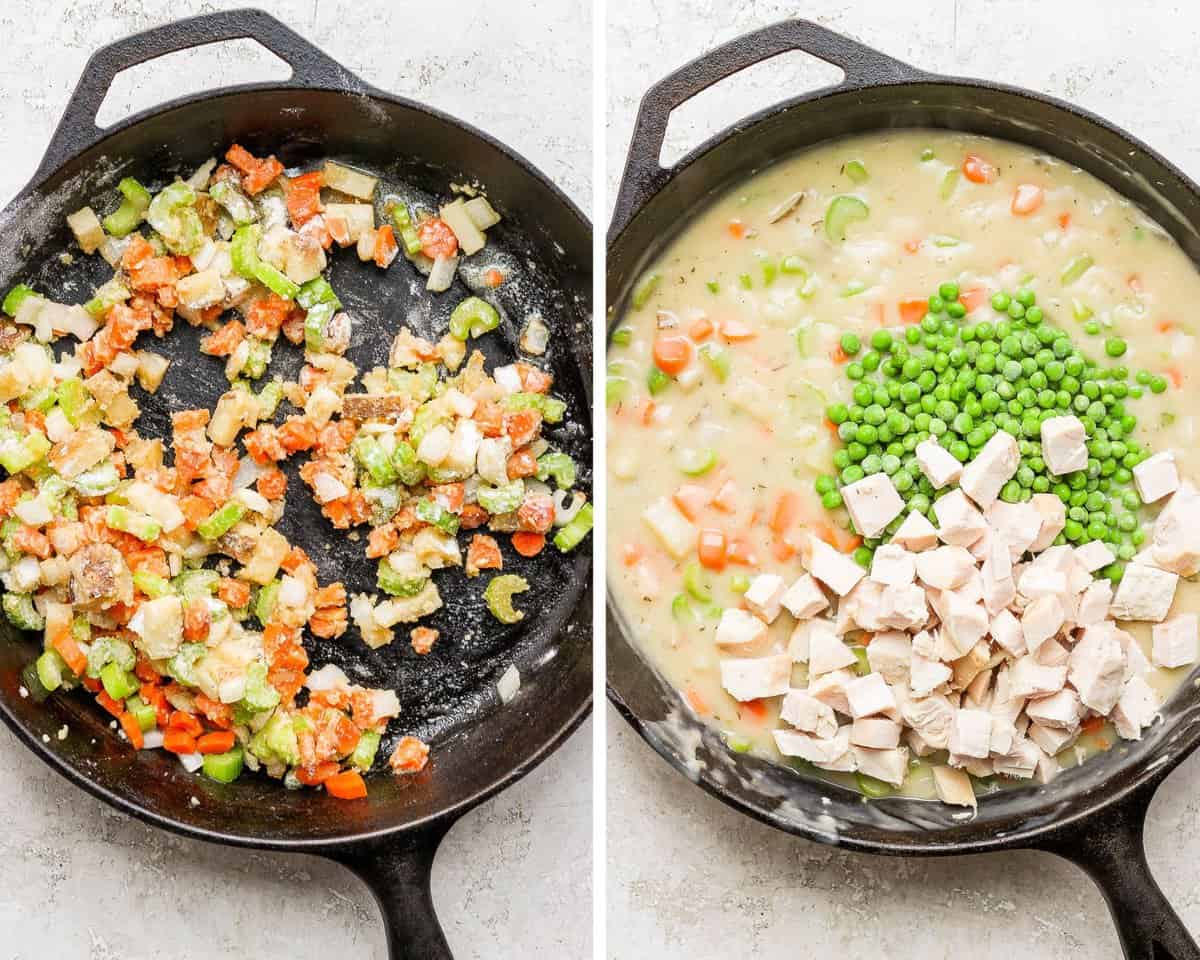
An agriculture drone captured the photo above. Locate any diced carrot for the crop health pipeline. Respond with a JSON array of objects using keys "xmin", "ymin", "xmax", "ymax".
[
  {"xmin": 1155, "ymin": 319, "xmax": 1174, "ymax": 334},
  {"xmin": 506, "ymin": 447, "xmax": 539, "ymax": 480},
  {"xmin": 278, "ymin": 418, "xmax": 318, "ymax": 453},
  {"xmin": 719, "ymin": 319, "xmax": 756, "ymax": 341},
  {"xmin": 52, "ymin": 629, "xmax": 88, "ymax": 677},
  {"xmin": 711, "ymin": 479, "xmax": 738, "ymax": 513},
  {"xmin": 727, "ymin": 220, "xmax": 746, "ymax": 239},
  {"xmin": 374, "ymin": 224, "xmax": 399, "ymax": 268},
  {"xmin": 178, "ymin": 495, "xmax": 214, "ymax": 532},
  {"xmin": 652, "ymin": 335, "xmax": 692, "ymax": 375},
  {"xmin": 483, "ymin": 268, "xmax": 505, "ymax": 288},
  {"xmin": 162, "ymin": 729, "xmax": 198, "ymax": 755},
  {"xmin": 96, "ymin": 690, "xmax": 125, "ymax": 719},
  {"xmin": 245, "ymin": 294, "xmax": 292, "ymax": 338},
  {"xmin": 899, "ymin": 300, "xmax": 928, "ymax": 325},
  {"xmin": 183, "ymin": 597, "xmax": 211, "ymax": 642},
  {"xmin": 199, "ymin": 320, "xmax": 246, "ymax": 357},
  {"xmin": 196, "ymin": 731, "xmax": 237, "ymax": 754},
  {"xmin": 771, "ymin": 538, "xmax": 796, "ymax": 562},
  {"xmin": 684, "ymin": 687, "xmax": 711, "ymax": 717},
  {"xmin": 1058, "ymin": 212, "xmax": 1071, "ymax": 230},
  {"xmin": 284, "ymin": 171, "xmax": 324, "ymax": 225},
  {"xmin": 768, "ymin": 491, "xmax": 799, "ymax": 535},
  {"xmin": 410, "ymin": 626, "xmax": 439, "ymax": 655},
  {"xmin": 512, "ymin": 532, "xmax": 546, "ymax": 557},
  {"xmin": 688, "ymin": 317, "xmax": 714, "ymax": 341},
  {"xmin": 831, "ymin": 344, "xmax": 849, "ymax": 364},
  {"xmin": 1166, "ymin": 366, "xmax": 1183, "ymax": 388},
  {"xmin": 134, "ymin": 658, "xmax": 160, "ymax": 684},
  {"xmin": 280, "ymin": 546, "xmax": 315, "ymax": 576},
  {"xmin": 217, "ymin": 578, "xmax": 252, "ymax": 609},
  {"xmin": 465, "ymin": 533, "xmax": 503, "ymax": 574},
  {"xmin": 365, "ymin": 524, "xmax": 400, "ymax": 560},
  {"xmin": 12, "ymin": 527, "xmax": 51, "ymax": 559},
  {"xmin": 621, "ymin": 542, "xmax": 646, "ymax": 567},
  {"xmin": 740, "ymin": 698, "xmax": 768, "ymax": 724},
  {"xmin": 121, "ymin": 234, "xmax": 155, "ymax": 270},
  {"xmin": 640, "ymin": 399, "xmax": 657, "ymax": 427},
  {"xmin": 1011, "ymin": 183, "xmax": 1044, "ymax": 215},
  {"xmin": 672, "ymin": 484, "xmax": 710, "ymax": 521},
  {"xmin": 959, "ymin": 285, "xmax": 988, "ymax": 313},
  {"xmin": 388, "ymin": 736, "xmax": 430, "ymax": 774},
  {"xmin": 168, "ymin": 711, "xmax": 204, "ymax": 737},
  {"xmin": 725, "ymin": 537, "xmax": 758, "ymax": 567},
  {"xmin": 417, "ymin": 218, "xmax": 458, "ymax": 259},
  {"xmin": 903, "ymin": 238, "xmax": 921, "ymax": 254},
  {"xmin": 698, "ymin": 529, "xmax": 727, "ymax": 571},
  {"xmin": 1081, "ymin": 714, "xmax": 1105, "ymax": 735},
  {"xmin": 962, "ymin": 153, "xmax": 998, "ymax": 184},
  {"xmin": 518, "ymin": 363, "xmax": 554, "ymax": 393},
  {"xmin": 194, "ymin": 693, "xmax": 233, "ymax": 730},
  {"xmin": 256, "ymin": 468, "xmax": 287, "ymax": 501},
  {"xmin": 1128, "ymin": 274, "xmax": 1144, "ymax": 294},
  {"xmin": 295, "ymin": 761, "xmax": 340, "ymax": 786},
  {"xmin": 325, "ymin": 770, "xmax": 368, "ymax": 799},
  {"xmin": 119, "ymin": 711, "xmax": 144, "ymax": 749}
]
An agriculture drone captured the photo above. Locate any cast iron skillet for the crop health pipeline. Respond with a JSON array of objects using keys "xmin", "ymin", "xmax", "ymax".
[
  {"xmin": 607, "ymin": 19, "xmax": 1200, "ymax": 960},
  {"xmin": 0, "ymin": 9, "xmax": 591, "ymax": 958}
]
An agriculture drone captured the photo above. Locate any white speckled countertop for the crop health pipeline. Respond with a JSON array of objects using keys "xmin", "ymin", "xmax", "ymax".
[
  {"xmin": 0, "ymin": 2, "xmax": 591, "ymax": 957},
  {"xmin": 606, "ymin": 1, "xmax": 1200, "ymax": 957}
]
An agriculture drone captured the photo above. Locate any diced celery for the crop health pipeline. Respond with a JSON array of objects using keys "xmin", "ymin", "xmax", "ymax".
[
  {"xmin": 197, "ymin": 501, "xmax": 246, "ymax": 541},
  {"xmin": 35, "ymin": 649, "xmax": 67, "ymax": 692},
  {"xmin": 499, "ymin": 392, "xmax": 566, "ymax": 423},
  {"xmin": 553, "ymin": 502, "xmax": 593, "ymax": 552},
  {"xmin": 390, "ymin": 202, "xmax": 423, "ymax": 255},
  {"xmin": 297, "ymin": 277, "xmax": 342, "ymax": 310},
  {"xmin": 352, "ymin": 435, "xmax": 398, "ymax": 486},
  {"xmin": 255, "ymin": 261, "xmax": 300, "ymax": 300},
  {"xmin": 132, "ymin": 570, "xmax": 172, "ymax": 599},
  {"xmin": 243, "ymin": 337, "xmax": 272, "ymax": 380},
  {"xmin": 3, "ymin": 593, "xmax": 44, "ymax": 631},
  {"xmin": 230, "ymin": 224, "xmax": 263, "ymax": 279},
  {"xmin": 210, "ymin": 179, "xmax": 258, "ymax": 226},
  {"xmin": 631, "ymin": 272, "xmax": 660, "ymax": 310},
  {"xmin": 202, "ymin": 745, "xmax": 245, "ymax": 783},
  {"xmin": 699, "ymin": 344, "xmax": 731, "ymax": 382},
  {"xmin": 86, "ymin": 634, "xmax": 135, "ymax": 678},
  {"xmin": 147, "ymin": 181, "xmax": 203, "ymax": 255},
  {"xmin": 377, "ymin": 562, "xmax": 429, "ymax": 598},
  {"xmin": 84, "ymin": 277, "xmax": 131, "ymax": 319},
  {"xmin": 70, "ymin": 461, "xmax": 120, "ymax": 497},
  {"xmin": 172, "ymin": 568, "xmax": 220, "ymax": 598},
  {"xmin": 100, "ymin": 661, "xmax": 139, "ymax": 700},
  {"xmin": 257, "ymin": 380, "xmax": 283, "ymax": 419},
  {"xmin": 125, "ymin": 695, "xmax": 158, "ymax": 732},
  {"xmin": 3, "ymin": 284, "xmax": 36, "ymax": 317},
  {"xmin": 350, "ymin": 729, "xmax": 381, "ymax": 771},
  {"xmin": 536, "ymin": 451, "xmax": 576, "ymax": 488},
  {"xmin": 391, "ymin": 440, "xmax": 427, "ymax": 487},
  {"xmin": 415, "ymin": 498, "xmax": 460, "ymax": 535},
  {"xmin": 303, "ymin": 300, "xmax": 334, "ymax": 351},
  {"xmin": 168, "ymin": 642, "xmax": 206, "ymax": 686},
  {"xmin": 102, "ymin": 178, "xmax": 151, "ymax": 237},
  {"xmin": 477, "ymin": 479, "xmax": 525, "ymax": 515},
  {"xmin": 0, "ymin": 431, "xmax": 51, "ymax": 473},
  {"xmin": 255, "ymin": 579, "xmax": 281, "ymax": 625},
  {"xmin": 55, "ymin": 378, "xmax": 91, "ymax": 425},
  {"xmin": 105, "ymin": 505, "xmax": 161, "ymax": 543},
  {"xmin": 448, "ymin": 296, "xmax": 500, "ymax": 340},
  {"xmin": 483, "ymin": 574, "xmax": 530, "ymax": 624}
]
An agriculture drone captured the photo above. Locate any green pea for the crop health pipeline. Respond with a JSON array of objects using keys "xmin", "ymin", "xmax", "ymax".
[
  {"xmin": 871, "ymin": 329, "xmax": 894, "ymax": 352},
  {"xmin": 827, "ymin": 403, "xmax": 849, "ymax": 424},
  {"xmin": 1105, "ymin": 338, "xmax": 1127, "ymax": 357},
  {"xmin": 822, "ymin": 490, "xmax": 843, "ymax": 509},
  {"xmin": 1150, "ymin": 375, "xmax": 1167, "ymax": 394},
  {"xmin": 847, "ymin": 362, "xmax": 865, "ymax": 380},
  {"xmin": 990, "ymin": 292, "xmax": 1010, "ymax": 312}
]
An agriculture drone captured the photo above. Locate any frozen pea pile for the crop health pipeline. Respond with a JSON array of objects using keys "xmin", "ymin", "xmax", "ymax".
[{"xmin": 817, "ymin": 282, "xmax": 1167, "ymax": 580}]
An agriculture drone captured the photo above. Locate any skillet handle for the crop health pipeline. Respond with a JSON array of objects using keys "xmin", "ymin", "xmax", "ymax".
[
  {"xmin": 610, "ymin": 18, "xmax": 925, "ymax": 239},
  {"xmin": 34, "ymin": 7, "xmax": 370, "ymax": 181},
  {"xmin": 324, "ymin": 819, "xmax": 457, "ymax": 959},
  {"xmin": 1030, "ymin": 777, "xmax": 1199, "ymax": 960}
]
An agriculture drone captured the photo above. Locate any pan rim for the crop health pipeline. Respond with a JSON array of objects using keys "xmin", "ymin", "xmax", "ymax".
[
  {"xmin": 605, "ymin": 71, "xmax": 1200, "ymax": 854},
  {"xmin": 0, "ymin": 79, "xmax": 594, "ymax": 850}
]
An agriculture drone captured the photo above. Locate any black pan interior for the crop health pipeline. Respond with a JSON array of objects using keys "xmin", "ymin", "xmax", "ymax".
[
  {"xmin": 607, "ymin": 77, "xmax": 1200, "ymax": 853},
  {"xmin": 0, "ymin": 86, "xmax": 591, "ymax": 845}
]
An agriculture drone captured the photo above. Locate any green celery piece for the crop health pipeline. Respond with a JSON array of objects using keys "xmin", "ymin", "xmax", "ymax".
[
  {"xmin": 351, "ymin": 730, "xmax": 382, "ymax": 771},
  {"xmin": 414, "ymin": 498, "xmax": 460, "ymax": 535},
  {"xmin": 35, "ymin": 649, "xmax": 67, "ymax": 692},
  {"xmin": 0, "ymin": 431, "xmax": 51, "ymax": 474},
  {"xmin": 484, "ymin": 574, "xmax": 530, "ymax": 624},
  {"xmin": 230, "ymin": 224, "xmax": 264, "ymax": 279},
  {"xmin": 173, "ymin": 568, "xmax": 220, "ymax": 597},
  {"xmin": 124, "ymin": 695, "xmax": 157, "ymax": 732},
  {"xmin": 377, "ymin": 562, "xmax": 429, "ymax": 598},
  {"xmin": 197, "ymin": 501, "xmax": 246, "ymax": 541},
  {"xmin": 553, "ymin": 502, "xmax": 593, "ymax": 552},
  {"xmin": 84, "ymin": 277, "xmax": 131, "ymax": 318},
  {"xmin": 70, "ymin": 461, "xmax": 120, "ymax": 497},
  {"xmin": 1062, "ymin": 253, "xmax": 1095, "ymax": 285},
  {"xmin": 257, "ymin": 380, "xmax": 283, "ymax": 419},
  {"xmin": 18, "ymin": 386, "xmax": 55, "ymax": 413},
  {"xmin": 86, "ymin": 634, "xmax": 135, "ymax": 678},
  {"xmin": 209, "ymin": 179, "xmax": 258, "ymax": 226},
  {"xmin": 241, "ymin": 337, "xmax": 272, "ymax": 380},
  {"xmin": 168, "ymin": 642, "xmax": 206, "ymax": 686},
  {"xmin": 105, "ymin": 505, "xmax": 161, "ymax": 543},
  {"xmin": 362, "ymin": 483, "xmax": 401, "ymax": 526},
  {"xmin": 699, "ymin": 344, "xmax": 731, "ymax": 382},
  {"xmin": 824, "ymin": 195, "xmax": 870, "ymax": 242},
  {"xmin": 2, "ymin": 284, "xmax": 35, "ymax": 317},
  {"xmin": 610, "ymin": 326, "xmax": 633, "ymax": 347},
  {"xmin": 499, "ymin": 392, "xmax": 565, "ymax": 423},
  {"xmin": 477, "ymin": 479, "xmax": 525, "ymax": 515},
  {"xmin": 535, "ymin": 451, "xmax": 576, "ymax": 489},
  {"xmin": 240, "ymin": 661, "xmax": 280, "ymax": 715},
  {"xmin": 254, "ymin": 261, "xmax": 300, "ymax": 300},
  {"xmin": 391, "ymin": 440, "xmax": 427, "ymax": 487},
  {"xmin": 132, "ymin": 570, "xmax": 172, "ymax": 598},
  {"xmin": 303, "ymin": 300, "xmax": 334, "ymax": 351},
  {"xmin": 352, "ymin": 435, "xmax": 398, "ymax": 487},
  {"xmin": 631, "ymin": 272, "xmax": 660, "ymax": 310},
  {"xmin": 248, "ymin": 710, "xmax": 299, "ymax": 766},
  {"xmin": 202, "ymin": 745, "xmax": 245, "ymax": 783},
  {"xmin": 102, "ymin": 177, "xmax": 151, "ymax": 237},
  {"xmin": 100, "ymin": 661, "xmax": 139, "ymax": 700},
  {"xmin": 297, "ymin": 276, "xmax": 341, "ymax": 311},
  {"xmin": 55, "ymin": 378, "xmax": 91, "ymax": 425},
  {"xmin": 844, "ymin": 159, "xmax": 869, "ymax": 183},
  {"xmin": 939, "ymin": 169, "xmax": 960, "ymax": 201},
  {"xmin": 146, "ymin": 181, "xmax": 202, "ymax": 255},
  {"xmin": 2, "ymin": 593, "xmax": 43, "ymax": 631},
  {"xmin": 255, "ymin": 579, "xmax": 281, "ymax": 625},
  {"xmin": 390, "ymin": 202, "xmax": 423, "ymax": 255},
  {"xmin": 448, "ymin": 296, "xmax": 500, "ymax": 340}
]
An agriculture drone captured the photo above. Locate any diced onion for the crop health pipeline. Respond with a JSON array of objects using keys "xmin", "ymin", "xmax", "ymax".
[
  {"xmin": 307, "ymin": 663, "xmax": 350, "ymax": 691},
  {"xmin": 234, "ymin": 487, "xmax": 271, "ymax": 515},
  {"xmin": 370, "ymin": 689, "xmax": 401, "ymax": 719},
  {"xmin": 234, "ymin": 456, "xmax": 264, "ymax": 490},
  {"xmin": 178, "ymin": 752, "xmax": 204, "ymax": 773},
  {"xmin": 426, "ymin": 254, "xmax": 459, "ymax": 292},
  {"xmin": 553, "ymin": 489, "xmax": 585, "ymax": 526},
  {"xmin": 142, "ymin": 729, "xmax": 165, "ymax": 750},
  {"xmin": 497, "ymin": 665, "xmax": 520, "ymax": 703}
]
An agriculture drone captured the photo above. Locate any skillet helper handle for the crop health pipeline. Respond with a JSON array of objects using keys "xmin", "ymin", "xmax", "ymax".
[
  {"xmin": 325, "ymin": 820, "xmax": 457, "ymax": 960},
  {"xmin": 35, "ymin": 7, "xmax": 369, "ymax": 180},
  {"xmin": 1032, "ymin": 778, "xmax": 1200, "ymax": 960},
  {"xmin": 610, "ymin": 18, "xmax": 925, "ymax": 238}
]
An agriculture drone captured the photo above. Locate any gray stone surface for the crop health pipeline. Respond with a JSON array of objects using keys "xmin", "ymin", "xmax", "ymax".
[
  {"xmin": 606, "ymin": 1, "xmax": 1200, "ymax": 957},
  {"xmin": 0, "ymin": 2, "xmax": 591, "ymax": 958}
]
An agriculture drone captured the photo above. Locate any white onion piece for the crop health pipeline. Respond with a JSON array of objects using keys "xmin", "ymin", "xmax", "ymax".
[
  {"xmin": 370, "ymin": 689, "xmax": 401, "ymax": 720},
  {"xmin": 178, "ymin": 751, "xmax": 204, "ymax": 772},
  {"xmin": 233, "ymin": 456, "xmax": 264, "ymax": 490},
  {"xmin": 553, "ymin": 490, "xmax": 585, "ymax": 526},
  {"xmin": 142, "ymin": 729, "xmax": 165, "ymax": 750},
  {"xmin": 497, "ymin": 665, "xmax": 521, "ymax": 704},
  {"xmin": 307, "ymin": 664, "xmax": 350, "ymax": 692}
]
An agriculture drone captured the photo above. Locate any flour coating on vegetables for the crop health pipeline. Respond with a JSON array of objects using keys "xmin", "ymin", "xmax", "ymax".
[
  {"xmin": 0, "ymin": 143, "xmax": 590, "ymax": 797},
  {"xmin": 608, "ymin": 129, "xmax": 1200, "ymax": 807}
]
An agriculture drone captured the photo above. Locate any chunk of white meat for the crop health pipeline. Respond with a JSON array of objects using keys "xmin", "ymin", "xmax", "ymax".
[
  {"xmin": 1075, "ymin": 579, "xmax": 1113, "ymax": 627},
  {"xmin": 1151, "ymin": 613, "xmax": 1198, "ymax": 669},
  {"xmin": 1009, "ymin": 655, "xmax": 1068, "ymax": 699},
  {"xmin": 914, "ymin": 436, "xmax": 963, "ymax": 489},
  {"xmin": 865, "ymin": 631, "xmax": 911, "ymax": 684},
  {"xmin": 1018, "ymin": 566, "xmax": 1067, "ymax": 600},
  {"xmin": 1069, "ymin": 623, "xmax": 1128, "ymax": 714},
  {"xmin": 933, "ymin": 489, "xmax": 987, "ymax": 547},
  {"xmin": 1132, "ymin": 450, "xmax": 1179, "ymax": 504},
  {"xmin": 869, "ymin": 543, "xmax": 915, "ymax": 585},
  {"xmin": 850, "ymin": 716, "xmax": 902, "ymax": 749},
  {"xmin": 876, "ymin": 582, "xmax": 928, "ymax": 632},
  {"xmin": 840, "ymin": 472, "xmax": 904, "ymax": 538},
  {"xmin": 891, "ymin": 510, "xmax": 939, "ymax": 551},
  {"xmin": 1040, "ymin": 415, "xmax": 1088, "ymax": 476},
  {"xmin": 742, "ymin": 574, "xmax": 786, "ymax": 624},
  {"xmin": 948, "ymin": 709, "xmax": 992, "ymax": 759},
  {"xmin": 1074, "ymin": 540, "xmax": 1116, "ymax": 573},
  {"xmin": 987, "ymin": 500, "xmax": 1043, "ymax": 559},
  {"xmin": 780, "ymin": 689, "xmax": 838, "ymax": 738},
  {"xmin": 852, "ymin": 745, "xmax": 909, "ymax": 785},
  {"xmin": 780, "ymin": 574, "xmax": 829, "ymax": 620},
  {"xmin": 959, "ymin": 431, "xmax": 1019, "ymax": 509},
  {"xmin": 1026, "ymin": 688, "xmax": 1083, "ymax": 732},
  {"xmin": 788, "ymin": 616, "xmax": 832, "ymax": 663},
  {"xmin": 932, "ymin": 765, "xmax": 977, "ymax": 807},
  {"xmin": 981, "ymin": 537, "xmax": 1016, "ymax": 616},
  {"xmin": 1110, "ymin": 563, "xmax": 1178, "ymax": 622},
  {"xmin": 915, "ymin": 545, "xmax": 975, "ymax": 590},
  {"xmin": 1028, "ymin": 493, "xmax": 1067, "ymax": 553},
  {"xmin": 715, "ymin": 608, "xmax": 767, "ymax": 652},
  {"xmin": 801, "ymin": 534, "xmax": 864, "ymax": 596},
  {"xmin": 1111, "ymin": 674, "xmax": 1160, "ymax": 740},
  {"xmin": 941, "ymin": 593, "xmax": 989, "ymax": 659},
  {"xmin": 773, "ymin": 726, "xmax": 855, "ymax": 771},
  {"xmin": 845, "ymin": 673, "xmax": 897, "ymax": 719},
  {"xmin": 910, "ymin": 652, "xmax": 952, "ymax": 696},
  {"xmin": 992, "ymin": 737, "xmax": 1041, "ymax": 780},
  {"xmin": 1021, "ymin": 595, "xmax": 1065, "ymax": 656},
  {"xmin": 989, "ymin": 608, "xmax": 1026, "ymax": 657},
  {"xmin": 1152, "ymin": 482, "xmax": 1200, "ymax": 576},
  {"xmin": 719, "ymin": 654, "xmax": 791, "ymax": 701},
  {"xmin": 1028, "ymin": 721, "xmax": 1078, "ymax": 756},
  {"xmin": 901, "ymin": 694, "xmax": 956, "ymax": 750},
  {"xmin": 834, "ymin": 578, "xmax": 885, "ymax": 634},
  {"xmin": 807, "ymin": 668, "xmax": 856, "ymax": 715},
  {"xmin": 806, "ymin": 624, "xmax": 858, "ymax": 676}
]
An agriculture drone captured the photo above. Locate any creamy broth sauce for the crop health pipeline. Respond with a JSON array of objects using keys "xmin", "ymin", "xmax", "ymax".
[{"xmin": 607, "ymin": 130, "xmax": 1200, "ymax": 799}]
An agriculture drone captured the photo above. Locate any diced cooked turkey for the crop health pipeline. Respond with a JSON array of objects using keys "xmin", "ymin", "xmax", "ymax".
[
  {"xmin": 779, "ymin": 574, "xmax": 828, "ymax": 619},
  {"xmin": 1151, "ymin": 613, "xmax": 1198, "ymax": 669},
  {"xmin": 891, "ymin": 510, "xmax": 939, "ymax": 551},
  {"xmin": 841, "ymin": 472, "xmax": 904, "ymax": 538},
  {"xmin": 958, "ymin": 431, "xmax": 1018, "ymax": 508},
  {"xmin": 1133, "ymin": 450, "xmax": 1179, "ymax": 504},
  {"xmin": 1110, "ymin": 563, "xmax": 1178, "ymax": 622},
  {"xmin": 780, "ymin": 689, "xmax": 838, "ymax": 738}
]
